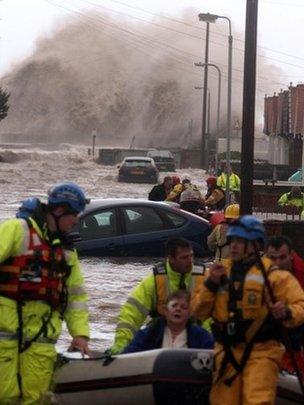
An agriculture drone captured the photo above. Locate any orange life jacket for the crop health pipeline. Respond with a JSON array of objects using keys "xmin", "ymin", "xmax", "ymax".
[{"xmin": 0, "ymin": 220, "xmax": 71, "ymax": 310}]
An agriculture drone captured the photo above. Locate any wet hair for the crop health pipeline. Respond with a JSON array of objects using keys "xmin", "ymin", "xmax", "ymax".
[
  {"xmin": 163, "ymin": 176, "xmax": 172, "ymax": 183},
  {"xmin": 266, "ymin": 236, "xmax": 292, "ymax": 253},
  {"xmin": 165, "ymin": 237, "xmax": 192, "ymax": 257},
  {"xmin": 166, "ymin": 290, "xmax": 190, "ymax": 304}
]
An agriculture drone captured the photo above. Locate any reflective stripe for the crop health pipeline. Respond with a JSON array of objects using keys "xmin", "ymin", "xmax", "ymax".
[
  {"xmin": 245, "ymin": 274, "xmax": 264, "ymax": 285},
  {"xmin": 0, "ymin": 332, "xmax": 57, "ymax": 344},
  {"xmin": 20, "ymin": 219, "xmax": 30, "ymax": 252},
  {"xmin": 127, "ymin": 296, "xmax": 149, "ymax": 317},
  {"xmin": 68, "ymin": 286, "xmax": 86, "ymax": 296},
  {"xmin": 0, "ymin": 331, "xmax": 18, "ymax": 340},
  {"xmin": 28, "ymin": 337, "xmax": 57, "ymax": 344},
  {"xmin": 192, "ymin": 266, "xmax": 205, "ymax": 276},
  {"xmin": 66, "ymin": 301, "xmax": 88, "ymax": 311},
  {"xmin": 116, "ymin": 322, "xmax": 137, "ymax": 335}
]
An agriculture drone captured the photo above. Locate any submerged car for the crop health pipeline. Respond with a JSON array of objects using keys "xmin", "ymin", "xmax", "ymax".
[
  {"xmin": 118, "ymin": 156, "xmax": 159, "ymax": 183},
  {"xmin": 147, "ymin": 150, "xmax": 176, "ymax": 172},
  {"xmin": 71, "ymin": 199, "xmax": 211, "ymax": 257}
]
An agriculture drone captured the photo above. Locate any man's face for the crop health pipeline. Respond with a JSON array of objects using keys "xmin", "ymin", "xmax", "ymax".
[
  {"xmin": 165, "ymin": 297, "xmax": 190, "ymax": 327},
  {"xmin": 53, "ymin": 207, "xmax": 79, "ymax": 234},
  {"xmin": 164, "ymin": 178, "xmax": 172, "ymax": 189},
  {"xmin": 266, "ymin": 244, "xmax": 292, "ymax": 270},
  {"xmin": 229, "ymin": 237, "xmax": 247, "ymax": 261},
  {"xmin": 169, "ymin": 247, "xmax": 193, "ymax": 274}
]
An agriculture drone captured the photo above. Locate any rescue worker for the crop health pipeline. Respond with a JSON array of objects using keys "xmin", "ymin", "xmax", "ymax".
[
  {"xmin": 217, "ymin": 167, "xmax": 240, "ymax": 192},
  {"xmin": 278, "ymin": 186, "xmax": 304, "ymax": 214},
  {"xmin": 179, "ymin": 186, "xmax": 205, "ymax": 214},
  {"xmin": 207, "ymin": 204, "xmax": 240, "ymax": 260},
  {"xmin": 110, "ymin": 237, "xmax": 206, "ymax": 354},
  {"xmin": 266, "ymin": 236, "xmax": 304, "ymax": 373},
  {"xmin": 171, "ymin": 175, "xmax": 181, "ymax": 187},
  {"xmin": 16, "ymin": 197, "xmax": 41, "ymax": 219},
  {"xmin": 0, "ymin": 182, "xmax": 90, "ymax": 404},
  {"xmin": 204, "ymin": 176, "xmax": 225, "ymax": 210},
  {"xmin": 166, "ymin": 175, "xmax": 193, "ymax": 203},
  {"xmin": 191, "ymin": 215, "xmax": 304, "ymax": 405},
  {"xmin": 148, "ymin": 176, "xmax": 172, "ymax": 201}
]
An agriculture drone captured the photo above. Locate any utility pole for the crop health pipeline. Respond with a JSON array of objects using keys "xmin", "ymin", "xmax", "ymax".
[
  {"xmin": 201, "ymin": 22, "xmax": 210, "ymax": 169},
  {"xmin": 240, "ymin": 0, "xmax": 259, "ymax": 214},
  {"xmin": 92, "ymin": 129, "xmax": 97, "ymax": 158}
]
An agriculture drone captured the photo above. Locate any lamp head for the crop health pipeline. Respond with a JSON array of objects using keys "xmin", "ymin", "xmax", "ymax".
[{"xmin": 198, "ymin": 13, "xmax": 218, "ymax": 23}]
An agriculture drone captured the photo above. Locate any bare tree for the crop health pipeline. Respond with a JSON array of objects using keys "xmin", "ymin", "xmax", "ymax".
[{"xmin": 0, "ymin": 88, "xmax": 10, "ymax": 121}]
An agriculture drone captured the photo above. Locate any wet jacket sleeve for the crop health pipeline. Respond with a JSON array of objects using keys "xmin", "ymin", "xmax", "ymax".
[
  {"xmin": 269, "ymin": 270, "xmax": 304, "ymax": 328},
  {"xmin": 64, "ymin": 249, "xmax": 90, "ymax": 339},
  {"xmin": 166, "ymin": 184, "xmax": 183, "ymax": 202},
  {"xmin": 122, "ymin": 327, "xmax": 153, "ymax": 354},
  {"xmin": 216, "ymin": 175, "xmax": 224, "ymax": 188},
  {"xmin": 232, "ymin": 174, "xmax": 241, "ymax": 191},
  {"xmin": 188, "ymin": 325, "xmax": 214, "ymax": 349},
  {"xmin": 0, "ymin": 219, "xmax": 25, "ymax": 262},
  {"xmin": 190, "ymin": 270, "xmax": 216, "ymax": 321},
  {"xmin": 111, "ymin": 275, "xmax": 155, "ymax": 354},
  {"xmin": 205, "ymin": 190, "xmax": 223, "ymax": 207},
  {"xmin": 278, "ymin": 193, "xmax": 288, "ymax": 206},
  {"xmin": 207, "ymin": 227, "xmax": 217, "ymax": 252}
]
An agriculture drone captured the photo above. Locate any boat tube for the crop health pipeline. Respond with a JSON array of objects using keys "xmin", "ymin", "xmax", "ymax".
[{"xmin": 52, "ymin": 349, "xmax": 303, "ymax": 404}]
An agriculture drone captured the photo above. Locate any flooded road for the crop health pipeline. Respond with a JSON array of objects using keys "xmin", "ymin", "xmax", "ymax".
[{"xmin": 0, "ymin": 144, "xmax": 206, "ymax": 351}]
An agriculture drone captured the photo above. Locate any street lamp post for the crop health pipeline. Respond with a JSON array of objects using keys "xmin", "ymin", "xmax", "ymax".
[
  {"xmin": 199, "ymin": 21, "xmax": 210, "ymax": 169},
  {"xmin": 194, "ymin": 86, "xmax": 211, "ymax": 159},
  {"xmin": 199, "ymin": 13, "xmax": 233, "ymax": 205},
  {"xmin": 194, "ymin": 62, "xmax": 221, "ymax": 174}
]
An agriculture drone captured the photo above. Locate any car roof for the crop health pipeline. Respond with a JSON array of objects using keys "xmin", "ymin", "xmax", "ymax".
[
  {"xmin": 85, "ymin": 198, "xmax": 171, "ymax": 212},
  {"xmin": 147, "ymin": 150, "xmax": 172, "ymax": 157},
  {"xmin": 123, "ymin": 156, "xmax": 153, "ymax": 161},
  {"xmin": 83, "ymin": 198, "xmax": 209, "ymax": 224}
]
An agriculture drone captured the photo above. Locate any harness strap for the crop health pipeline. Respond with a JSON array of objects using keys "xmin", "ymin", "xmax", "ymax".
[
  {"xmin": 20, "ymin": 309, "xmax": 54, "ymax": 353},
  {"xmin": 216, "ymin": 308, "xmax": 269, "ymax": 386}
]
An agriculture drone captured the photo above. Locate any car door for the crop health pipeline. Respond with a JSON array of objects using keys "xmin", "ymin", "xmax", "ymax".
[
  {"xmin": 75, "ymin": 208, "xmax": 125, "ymax": 256},
  {"xmin": 119, "ymin": 205, "xmax": 169, "ymax": 256}
]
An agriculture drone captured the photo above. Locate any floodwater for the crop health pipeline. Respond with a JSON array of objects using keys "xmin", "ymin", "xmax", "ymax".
[{"xmin": 0, "ymin": 144, "xmax": 206, "ymax": 351}]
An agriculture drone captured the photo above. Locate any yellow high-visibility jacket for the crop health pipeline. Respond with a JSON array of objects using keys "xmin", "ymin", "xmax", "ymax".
[
  {"xmin": 191, "ymin": 257, "xmax": 304, "ymax": 328},
  {"xmin": 0, "ymin": 218, "xmax": 89, "ymax": 343},
  {"xmin": 111, "ymin": 260, "xmax": 206, "ymax": 354},
  {"xmin": 278, "ymin": 192, "xmax": 304, "ymax": 212},
  {"xmin": 217, "ymin": 173, "xmax": 240, "ymax": 192}
]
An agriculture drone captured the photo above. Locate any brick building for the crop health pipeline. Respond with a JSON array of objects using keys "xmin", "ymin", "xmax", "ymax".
[{"xmin": 264, "ymin": 83, "xmax": 304, "ymax": 168}]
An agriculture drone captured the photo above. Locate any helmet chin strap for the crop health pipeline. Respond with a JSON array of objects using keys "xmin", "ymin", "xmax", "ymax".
[{"xmin": 241, "ymin": 240, "xmax": 258, "ymax": 262}]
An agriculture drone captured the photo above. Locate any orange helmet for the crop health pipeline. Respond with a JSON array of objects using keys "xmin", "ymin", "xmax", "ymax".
[
  {"xmin": 206, "ymin": 176, "xmax": 217, "ymax": 187},
  {"xmin": 172, "ymin": 175, "xmax": 181, "ymax": 185}
]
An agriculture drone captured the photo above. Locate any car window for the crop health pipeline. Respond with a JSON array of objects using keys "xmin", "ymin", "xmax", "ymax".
[
  {"xmin": 79, "ymin": 209, "xmax": 117, "ymax": 240},
  {"xmin": 163, "ymin": 210, "xmax": 187, "ymax": 228},
  {"xmin": 124, "ymin": 160, "xmax": 151, "ymax": 167},
  {"xmin": 122, "ymin": 206, "xmax": 165, "ymax": 234}
]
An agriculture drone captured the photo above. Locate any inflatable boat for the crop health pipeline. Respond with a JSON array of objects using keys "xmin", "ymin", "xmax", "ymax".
[{"xmin": 52, "ymin": 349, "xmax": 303, "ymax": 404}]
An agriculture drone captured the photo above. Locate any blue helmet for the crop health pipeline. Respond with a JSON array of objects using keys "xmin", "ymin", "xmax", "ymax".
[
  {"xmin": 227, "ymin": 215, "xmax": 266, "ymax": 245},
  {"xmin": 47, "ymin": 182, "xmax": 88, "ymax": 213},
  {"xmin": 16, "ymin": 197, "xmax": 40, "ymax": 219}
]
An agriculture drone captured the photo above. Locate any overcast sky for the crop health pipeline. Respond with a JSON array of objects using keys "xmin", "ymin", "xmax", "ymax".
[{"xmin": 0, "ymin": 0, "xmax": 303, "ymax": 91}]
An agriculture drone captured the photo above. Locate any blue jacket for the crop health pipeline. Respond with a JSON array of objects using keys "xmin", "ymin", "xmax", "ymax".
[{"xmin": 123, "ymin": 317, "xmax": 214, "ymax": 353}]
